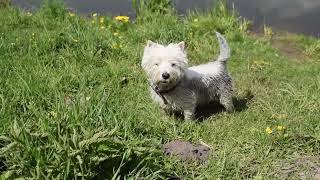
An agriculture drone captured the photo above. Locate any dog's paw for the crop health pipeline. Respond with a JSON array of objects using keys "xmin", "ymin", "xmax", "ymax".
[{"xmin": 184, "ymin": 110, "xmax": 195, "ymax": 120}]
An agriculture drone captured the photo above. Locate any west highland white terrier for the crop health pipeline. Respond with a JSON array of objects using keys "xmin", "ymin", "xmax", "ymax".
[{"xmin": 141, "ymin": 32, "xmax": 234, "ymax": 120}]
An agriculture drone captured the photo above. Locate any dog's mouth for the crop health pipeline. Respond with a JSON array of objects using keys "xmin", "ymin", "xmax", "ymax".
[
  {"xmin": 158, "ymin": 80, "xmax": 169, "ymax": 85},
  {"xmin": 154, "ymin": 80, "xmax": 170, "ymax": 90},
  {"xmin": 157, "ymin": 80, "xmax": 173, "ymax": 88},
  {"xmin": 155, "ymin": 79, "xmax": 178, "ymax": 91}
]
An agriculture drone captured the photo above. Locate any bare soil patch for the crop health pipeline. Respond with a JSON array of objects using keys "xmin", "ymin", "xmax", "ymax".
[
  {"xmin": 251, "ymin": 31, "xmax": 307, "ymax": 61},
  {"xmin": 271, "ymin": 37, "xmax": 306, "ymax": 61},
  {"xmin": 163, "ymin": 140, "xmax": 211, "ymax": 163},
  {"xmin": 273, "ymin": 155, "xmax": 320, "ymax": 179}
]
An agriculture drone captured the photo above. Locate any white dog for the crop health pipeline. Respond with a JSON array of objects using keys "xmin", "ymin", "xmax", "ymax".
[{"xmin": 141, "ymin": 32, "xmax": 234, "ymax": 120}]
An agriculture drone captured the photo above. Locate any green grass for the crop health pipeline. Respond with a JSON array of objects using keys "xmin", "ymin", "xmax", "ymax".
[{"xmin": 0, "ymin": 1, "xmax": 320, "ymax": 179}]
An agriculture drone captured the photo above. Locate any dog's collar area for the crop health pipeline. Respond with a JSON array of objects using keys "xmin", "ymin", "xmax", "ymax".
[{"xmin": 149, "ymin": 82, "xmax": 179, "ymax": 104}]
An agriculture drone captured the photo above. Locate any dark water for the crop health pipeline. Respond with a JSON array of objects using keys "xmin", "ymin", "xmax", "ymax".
[
  {"xmin": 12, "ymin": 0, "xmax": 320, "ymax": 37},
  {"xmin": 231, "ymin": 0, "xmax": 320, "ymax": 37}
]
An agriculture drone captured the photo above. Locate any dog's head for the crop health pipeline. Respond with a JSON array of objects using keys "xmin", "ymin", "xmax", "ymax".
[{"xmin": 141, "ymin": 40, "xmax": 188, "ymax": 91}]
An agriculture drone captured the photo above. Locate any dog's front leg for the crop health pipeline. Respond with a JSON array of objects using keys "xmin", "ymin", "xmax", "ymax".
[
  {"xmin": 184, "ymin": 108, "xmax": 195, "ymax": 120},
  {"xmin": 162, "ymin": 106, "xmax": 174, "ymax": 116}
]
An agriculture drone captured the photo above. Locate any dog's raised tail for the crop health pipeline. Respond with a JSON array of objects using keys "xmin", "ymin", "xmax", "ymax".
[{"xmin": 216, "ymin": 32, "xmax": 230, "ymax": 62}]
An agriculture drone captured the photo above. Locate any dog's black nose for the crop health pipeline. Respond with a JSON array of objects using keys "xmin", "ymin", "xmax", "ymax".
[{"xmin": 162, "ymin": 72, "xmax": 170, "ymax": 79}]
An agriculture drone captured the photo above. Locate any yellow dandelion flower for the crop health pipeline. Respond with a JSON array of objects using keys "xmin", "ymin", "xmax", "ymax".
[
  {"xmin": 114, "ymin": 15, "xmax": 130, "ymax": 22},
  {"xmin": 92, "ymin": 13, "xmax": 98, "ymax": 17},
  {"xmin": 113, "ymin": 32, "xmax": 119, "ymax": 36},
  {"xmin": 277, "ymin": 126, "xmax": 285, "ymax": 131},
  {"xmin": 100, "ymin": 17, "xmax": 104, "ymax": 23},
  {"xmin": 68, "ymin": 12, "xmax": 75, "ymax": 17},
  {"xmin": 26, "ymin": 12, "xmax": 32, "ymax": 16},
  {"xmin": 265, "ymin": 127, "xmax": 273, "ymax": 134},
  {"xmin": 48, "ymin": 111, "xmax": 57, "ymax": 118},
  {"xmin": 118, "ymin": 36, "xmax": 123, "ymax": 39},
  {"xmin": 91, "ymin": 20, "xmax": 96, "ymax": 24},
  {"xmin": 111, "ymin": 43, "xmax": 117, "ymax": 49},
  {"xmin": 32, "ymin": 33, "xmax": 35, "ymax": 36},
  {"xmin": 100, "ymin": 26, "xmax": 106, "ymax": 30},
  {"xmin": 193, "ymin": 18, "xmax": 198, "ymax": 22},
  {"xmin": 119, "ymin": 44, "xmax": 123, "ymax": 48}
]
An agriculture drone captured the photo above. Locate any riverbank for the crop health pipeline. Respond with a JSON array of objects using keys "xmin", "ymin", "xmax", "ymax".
[{"xmin": 0, "ymin": 1, "xmax": 319, "ymax": 179}]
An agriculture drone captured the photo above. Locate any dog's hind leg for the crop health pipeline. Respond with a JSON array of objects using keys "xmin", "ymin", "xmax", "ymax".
[
  {"xmin": 184, "ymin": 108, "xmax": 195, "ymax": 120},
  {"xmin": 219, "ymin": 92, "xmax": 234, "ymax": 112}
]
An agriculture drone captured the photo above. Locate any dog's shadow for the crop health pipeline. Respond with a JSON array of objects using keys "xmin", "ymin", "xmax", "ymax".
[{"xmin": 172, "ymin": 91, "xmax": 254, "ymax": 122}]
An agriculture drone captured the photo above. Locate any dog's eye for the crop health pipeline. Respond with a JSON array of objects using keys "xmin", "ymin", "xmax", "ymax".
[
  {"xmin": 155, "ymin": 63, "xmax": 159, "ymax": 66},
  {"xmin": 171, "ymin": 63, "xmax": 176, "ymax": 67}
]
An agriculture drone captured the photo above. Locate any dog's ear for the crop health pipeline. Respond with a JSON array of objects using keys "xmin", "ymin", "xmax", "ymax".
[
  {"xmin": 177, "ymin": 41, "xmax": 185, "ymax": 51},
  {"xmin": 146, "ymin": 40, "xmax": 157, "ymax": 48}
]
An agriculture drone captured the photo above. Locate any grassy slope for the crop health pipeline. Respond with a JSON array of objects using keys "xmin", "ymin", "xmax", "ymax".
[{"xmin": 0, "ymin": 2, "xmax": 320, "ymax": 179}]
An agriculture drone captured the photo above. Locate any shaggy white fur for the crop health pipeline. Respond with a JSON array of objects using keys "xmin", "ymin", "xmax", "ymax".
[{"xmin": 141, "ymin": 32, "xmax": 234, "ymax": 120}]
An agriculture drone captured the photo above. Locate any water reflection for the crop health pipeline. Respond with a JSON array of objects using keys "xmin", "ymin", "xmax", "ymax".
[
  {"xmin": 12, "ymin": 0, "xmax": 136, "ymax": 17},
  {"xmin": 230, "ymin": 0, "xmax": 320, "ymax": 36},
  {"xmin": 11, "ymin": 0, "xmax": 320, "ymax": 36}
]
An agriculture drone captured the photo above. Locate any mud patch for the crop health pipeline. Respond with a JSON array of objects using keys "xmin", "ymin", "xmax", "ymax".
[
  {"xmin": 270, "ymin": 37, "xmax": 306, "ymax": 61},
  {"xmin": 273, "ymin": 155, "xmax": 320, "ymax": 179},
  {"xmin": 163, "ymin": 140, "xmax": 211, "ymax": 162},
  {"xmin": 250, "ymin": 31, "xmax": 307, "ymax": 61}
]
